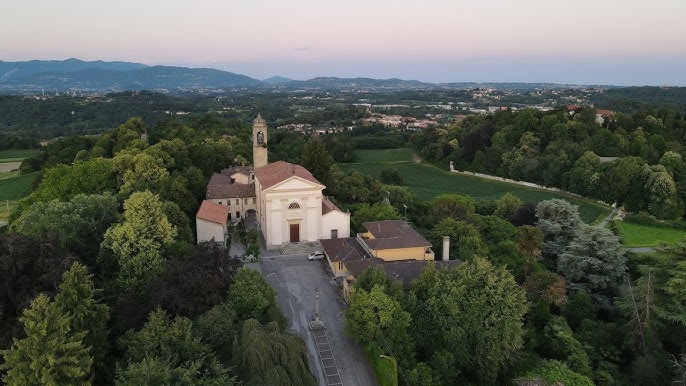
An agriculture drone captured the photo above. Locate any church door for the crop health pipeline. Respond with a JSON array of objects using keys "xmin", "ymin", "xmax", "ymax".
[{"xmin": 289, "ymin": 224, "xmax": 300, "ymax": 243}]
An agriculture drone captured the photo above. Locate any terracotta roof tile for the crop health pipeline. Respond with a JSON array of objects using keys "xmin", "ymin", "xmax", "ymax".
[
  {"xmin": 362, "ymin": 220, "xmax": 432, "ymax": 249},
  {"xmin": 322, "ymin": 197, "xmax": 340, "ymax": 215},
  {"xmin": 206, "ymin": 173, "xmax": 255, "ymax": 199},
  {"xmin": 220, "ymin": 166, "xmax": 253, "ymax": 177},
  {"xmin": 196, "ymin": 200, "xmax": 229, "ymax": 224},
  {"xmin": 346, "ymin": 259, "xmax": 461, "ymax": 289},
  {"xmin": 254, "ymin": 161, "xmax": 323, "ymax": 190},
  {"xmin": 321, "ymin": 237, "xmax": 371, "ymax": 263}
]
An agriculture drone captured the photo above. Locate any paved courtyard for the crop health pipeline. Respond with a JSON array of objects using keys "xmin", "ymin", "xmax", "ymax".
[{"xmin": 260, "ymin": 254, "xmax": 378, "ymax": 386}]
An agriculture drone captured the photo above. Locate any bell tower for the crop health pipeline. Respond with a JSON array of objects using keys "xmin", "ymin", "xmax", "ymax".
[{"xmin": 252, "ymin": 114, "xmax": 268, "ymax": 168}]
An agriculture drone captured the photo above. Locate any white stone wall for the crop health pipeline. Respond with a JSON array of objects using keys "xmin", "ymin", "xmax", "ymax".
[
  {"xmin": 322, "ymin": 210, "xmax": 350, "ymax": 239},
  {"xmin": 196, "ymin": 218, "xmax": 226, "ymax": 246}
]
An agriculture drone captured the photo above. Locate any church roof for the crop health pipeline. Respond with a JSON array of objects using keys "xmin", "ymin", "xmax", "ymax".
[
  {"xmin": 254, "ymin": 161, "xmax": 323, "ymax": 189},
  {"xmin": 196, "ymin": 200, "xmax": 230, "ymax": 224},
  {"xmin": 322, "ymin": 196, "xmax": 340, "ymax": 215},
  {"xmin": 220, "ymin": 166, "xmax": 253, "ymax": 177},
  {"xmin": 362, "ymin": 220, "xmax": 432, "ymax": 249},
  {"xmin": 206, "ymin": 173, "xmax": 255, "ymax": 199}
]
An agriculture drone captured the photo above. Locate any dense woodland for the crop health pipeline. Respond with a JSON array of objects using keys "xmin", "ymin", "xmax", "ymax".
[
  {"xmin": 414, "ymin": 107, "xmax": 686, "ymax": 220},
  {"xmin": 1, "ymin": 91, "xmax": 686, "ymax": 385}
]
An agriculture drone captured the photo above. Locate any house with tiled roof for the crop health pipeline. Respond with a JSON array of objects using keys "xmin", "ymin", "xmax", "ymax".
[
  {"xmin": 196, "ymin": 115, "xmax": 350, "ymax": 249},
  {"xmin": 196, "ymin": 200, "xmax": 230, "ymax": 246},
  {"xmin": 320, "ymin": 220, "xmax": 457, "ymax": 299}
]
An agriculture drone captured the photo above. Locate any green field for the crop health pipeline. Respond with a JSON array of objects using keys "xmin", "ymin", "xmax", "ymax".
[
  {"xmin": 0, "ymin": 149, "xmax": 40, "ymax": 162},
  {"xmin": 340, "ymin": 149, "xmax": 611, "ymax": 224},
  {"xmin": 0, "ymin": 172, "xmax": 40, "ymax": 201},
  {"xmin": 614, "ymin": 221, "xmax": 686, "ymax": 247}
]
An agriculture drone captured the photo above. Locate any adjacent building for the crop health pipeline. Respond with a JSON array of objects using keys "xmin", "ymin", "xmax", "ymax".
[{"xmin": 321, "ymin": 220, "xmax": 458, "ymax": 299}]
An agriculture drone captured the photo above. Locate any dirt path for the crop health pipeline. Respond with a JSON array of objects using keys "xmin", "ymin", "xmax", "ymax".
[
  {"xmin": 411, "ymin": 152, "xmax": 422, "ymax": 163},
  {"xmin": 0, "ymin": 162, "xmax": 21, "ymax": 172}
]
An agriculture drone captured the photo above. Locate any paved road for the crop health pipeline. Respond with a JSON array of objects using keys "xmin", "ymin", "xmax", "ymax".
[
  {"xmin": 261, "ymin": 254, "xmax": 378, "ymax": 386},
  {"xmin": 597, "ymin": 207, "xmax": 618, "ymax": 228}
]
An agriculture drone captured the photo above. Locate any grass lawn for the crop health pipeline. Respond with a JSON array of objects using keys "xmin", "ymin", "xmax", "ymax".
[
  {"xmin": 614, "ymin": 221, "xmax": 686, "ymax": 247},
  {"xmin": 340, "ymin": 149, "xmax": 611, "ymax": 224},
  {"xmin": 0, "ymin": 172, "xmax": 40, "ymax": 201},
  {"xmin": 0, "ymin": 149, "xmax": 40, "ymax": 163}
]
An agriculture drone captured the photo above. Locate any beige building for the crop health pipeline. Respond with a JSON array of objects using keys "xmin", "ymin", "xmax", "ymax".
[
  {"xmin": 320, "ymin": 220, "xmax": 455, "ymax": 299},
  {"xmin": 196, "ymin": 115, "xmax": 350, "ymax": 249},
  {"xmin": 195, "ymin": 200, "xmax": 230, "ymax": 246}
]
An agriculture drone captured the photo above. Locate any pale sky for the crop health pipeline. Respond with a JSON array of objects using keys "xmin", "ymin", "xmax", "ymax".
[{"xmin": 2, "ymin": 0, "xmax": 685, "ymax": 85}]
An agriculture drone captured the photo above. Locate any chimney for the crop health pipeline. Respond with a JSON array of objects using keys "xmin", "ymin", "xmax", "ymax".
[{"xmin": 442, "ymin": 236, "xmax": 450, "ymax": 261}]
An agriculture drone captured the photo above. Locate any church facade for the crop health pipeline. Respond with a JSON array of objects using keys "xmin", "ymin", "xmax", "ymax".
[{"xmin": 196, "ymin": 115, "xmax": 350, "ymax": 249}]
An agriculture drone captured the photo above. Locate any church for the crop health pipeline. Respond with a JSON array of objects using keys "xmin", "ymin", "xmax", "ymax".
[{"xmin": 196, "ymin": 115, "xmax": 351, "ymax": 249}]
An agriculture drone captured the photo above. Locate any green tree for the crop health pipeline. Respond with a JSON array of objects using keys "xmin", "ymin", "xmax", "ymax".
[
  {"xmin": 353, "ymin": 266, "xmax": 405, "ymax": 302},
  {"xmin": 523, "ymin": 360, "xmax": 594, "ymax": 386},
  {"xmin": 15, "ymin": 158, "xmax": 116, "ymax": 219},
  {"xmin": 226, "ymin": 267, "xmax": 284, "ymax": 325},
  {"xmin": 100, "ymin": 190, "xmax": 177, "ymax": 289},
  {"xmin": 645, "ymin": 165, "xmax": 681, "ymax": 219},
  {"xmin": 430, "ymin": 194, "xmax": 476, "ymax": 223},
  {"xmin": 536, "ymin": 199, "xmax": 583, "ymax": 263},
  {"xmin": 117, "ymin": 152, "xmax": 171, "ymax": 196},
  {"xmin": 300, "ymin": 136, "xmax": 333, "ymax": 187},
  {"xmin": 54, "ymin": 262, "xmax": 110, "ymax": 382},
  {"xmin": 0, "ymin": 234, "xmax": 74, "ymax": 349},
  {"xmin": 380, "ymin": 168, "xmax": 404, "ymax": 185},
  {"xmin": 410, "ymin": 258, "xmax": 528, "ymax": 382},
  {"xmin": 558, "ymin": 225, "xmax": 626, "ymax": 309},
  {"xmin": 11, "ymin": 193, "xmax": 119, "ymax": 264},
  {"xmin": 235, "ymin": 319, "xmax": 316, "ymax": 386},
  {"xmin": 352, "ymin": 203, "xmax": 402, "ymax": 232},
  {"xmin": 516, "ymin": 224, "xmax": 544, "ymax": 260},
  {"xmin": 432, "ymin": 217, "xmax": 484, "ymax": 261},
  {"xmin": 117, "ymin": 309, "xmax": 236, "ymax": 385},
  {"xmin": 494, "ymin": 192, "xmax": 523, "ymax": 219},
  {"xmin": 344, "ymin": 285, "xmax": 414, "ymax": 364},
  {"xmin": 0, "ymin": 294, "xmax": 92, "ymax": 386}
]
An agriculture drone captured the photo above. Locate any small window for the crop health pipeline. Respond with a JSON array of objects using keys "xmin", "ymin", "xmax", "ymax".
[
  {"xmin": 252, "ymin": 197, "xmax": 256, "ymax": 204},
  {"xmin": 218, "ymin": 201, "xmax": 223, "ymax": 205},
  {"xmin": 228, "ymin": 213, "xmax": 232, "ymax": 220},
  {"xmin": 288, "ymin": 202, "xmax": 300, "ymax": 209},
  {"xmin": 331, "ymin": 229, "xmax": 338, "ymax": 239},
  {"xmin": 235, "ymin": 199, "xmax": 239, "ymax": 205},
  {"xmin": 236, "ymin": 211, "xmax": 240, "ymax": 218},
  {"xmin": 244, "ymin": 198, "xmax": 248, "ymax": 204}
]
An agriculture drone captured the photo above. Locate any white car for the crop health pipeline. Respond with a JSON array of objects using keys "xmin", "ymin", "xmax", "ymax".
[{"xmin": 307, "ymin": 251, "xmax": 325, "ymax": 261}]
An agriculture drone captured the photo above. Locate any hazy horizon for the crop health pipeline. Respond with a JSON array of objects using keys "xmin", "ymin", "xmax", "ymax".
[{"xmin": 2, "ymin": 0, "xmax": 686, "ymax": 86}]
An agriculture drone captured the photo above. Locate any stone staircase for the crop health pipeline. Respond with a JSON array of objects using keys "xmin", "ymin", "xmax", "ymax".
[{"xmin": 279, "ymin": 241, "xmax": 323, "ymax": 255}]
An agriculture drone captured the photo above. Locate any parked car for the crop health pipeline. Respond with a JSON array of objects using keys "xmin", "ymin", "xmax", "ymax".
[{"xmin": 307, "ymin": 251, "xmax": 325, "ymax": 261}]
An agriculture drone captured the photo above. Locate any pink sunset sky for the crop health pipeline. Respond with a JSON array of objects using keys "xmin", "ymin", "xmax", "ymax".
[{"xmin": 2, "ymin": 0, "xmax": 685, "ymax": 85}]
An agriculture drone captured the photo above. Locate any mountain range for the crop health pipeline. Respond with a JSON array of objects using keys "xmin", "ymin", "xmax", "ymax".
[{"xmin": 0, "ymin": 58, "xmax": 609, "ymax": 94}]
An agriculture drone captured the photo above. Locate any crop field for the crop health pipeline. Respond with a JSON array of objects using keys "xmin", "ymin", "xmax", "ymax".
[
  {"xmin": 0, "ymin": 149, "xmax": 40, "ymax": 163},
  {"xmin": 340, "ymin": 149, "xmax": 611, "ymax": 224},
  {"xmin": 614, "ymin": 221, "xmax": 686, "ymax": 247},
  {"xmin": 0, "ymin": 172, "xmax": 40, "ymax": 201}
]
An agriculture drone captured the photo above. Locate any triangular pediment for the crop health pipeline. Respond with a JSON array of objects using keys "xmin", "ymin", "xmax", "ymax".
[{"xmin": 264, "ymin": 176, "xmax": 324, "ymax": 192}]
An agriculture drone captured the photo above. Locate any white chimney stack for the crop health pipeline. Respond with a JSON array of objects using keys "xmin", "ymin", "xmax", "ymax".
[{"xmin": 442, "ymin": 236, "xmax": 450, "ymax": 261}]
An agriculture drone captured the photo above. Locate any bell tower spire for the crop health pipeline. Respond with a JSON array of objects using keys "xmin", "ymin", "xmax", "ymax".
[{"xmin": 252, "ymin": 114, "xmax": 268, "ymax": 168}]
